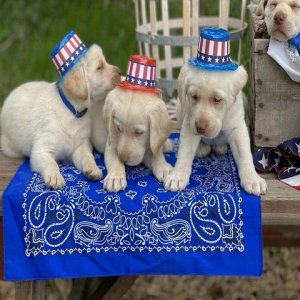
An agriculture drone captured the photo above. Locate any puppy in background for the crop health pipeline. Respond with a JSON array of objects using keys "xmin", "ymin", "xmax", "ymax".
[
  {"xmin": 256, "ymin": 0, "xmax": 300, "ymax": 41},
  {"xmin": 102, "ymin": 55, "xmax": 172, "ymax": 192},
  {"xmin": 1, "ymin": 31, "xmax": 120, "ymax": 189},
  {"xmin": 165, "ymin": 28, "xmax": 267, "ymax": 196}
]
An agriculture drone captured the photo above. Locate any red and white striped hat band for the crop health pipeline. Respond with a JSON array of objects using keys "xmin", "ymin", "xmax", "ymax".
[
  {"xmin": 51, "ymin": 31, "xmax": 87, "ymax": 77},
  {"xmin": 125, "ymin": 59, "xmax": 157, "ymax": 88},
  {"xmin": 197, "ymin": 37, "xmax": 231, "ymax": 64}
]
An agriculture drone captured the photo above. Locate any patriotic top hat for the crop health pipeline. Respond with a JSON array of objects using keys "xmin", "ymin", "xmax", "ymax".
[
  {"xmin": 51, "ymin": 30, "xmax": 87, "ymax": 77},
  {"xmin": 189, "ymin": 27, "xmax": 238, "ymax": 71},
  {"xmin": 118, "ymin": 55, "xmax": 161, "ymax": 94}
]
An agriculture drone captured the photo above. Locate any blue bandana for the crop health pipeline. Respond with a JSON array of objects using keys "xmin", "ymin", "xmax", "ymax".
[{"xmin": 288, "ymin": 33, "xmax": 300, "ymax": 55}]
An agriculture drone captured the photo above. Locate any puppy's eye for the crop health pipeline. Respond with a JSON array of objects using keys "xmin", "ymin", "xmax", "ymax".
[
  {"xmin": 116, "ymin": 124, "xmax": 122, "ymax": 132},
  {"xmin": 270, "ymin": 2, "xmax": 277, "ymax": 7},
  {"xmin": 191, "ymin": 94, "xmax": 198, "ymax": 101},
  {"xmin": 214, "ymin": 96, "xmax": 223, "ymax": 103},
  {"xmin": 97, "ymin": 63, "xmax": 103, "ymax": 70},
  {"xmin": 291, "ymin": 3, "xmax": 300, "ymax": 9},
  {"xmin": 135, "ymin": 129, "xmax": 144, "ymax": 136}
]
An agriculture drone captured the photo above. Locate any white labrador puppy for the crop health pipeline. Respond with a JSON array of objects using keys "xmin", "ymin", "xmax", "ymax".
[
  {"xmin": 164, "ymin": 63, "xmax": 267, "ymax": 196},
  {"xmin": 1, "ymin": 44, "xmax": 120, "ymax": 189},
  {"xmin": 102, "ymin": 88, "xmax": 173, "ymax": 192},
  {"xmin": 256, "ymin": 0, "xmax": 300, "ymax": 41}
]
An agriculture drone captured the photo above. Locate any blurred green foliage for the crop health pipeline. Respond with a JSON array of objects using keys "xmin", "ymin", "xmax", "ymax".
[{"xmin": 0, "ymin": 0, "xmax": 250, "ymax": 103}]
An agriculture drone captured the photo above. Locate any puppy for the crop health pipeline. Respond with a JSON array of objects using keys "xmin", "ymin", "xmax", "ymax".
[
  {"xmin": 164, "ymin": 63, "xmax": 267, "ymax": 196},
  {"xmin": 1, "ymin": 44, "xmax": 120, "ymax": 189},
  {"xmin": 102, "ymin": 88, "xmax": 173, "ymax": 192},
  {"xmin": 256, "ymin": 0, "xmax": 300, "ymax": 41}
]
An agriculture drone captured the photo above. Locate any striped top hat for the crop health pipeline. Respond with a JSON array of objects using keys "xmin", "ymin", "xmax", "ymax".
[
  {"xmin": 118, "ymin": 55, "xmax": 161, "ymax": 94},
  {"xmin": 51, "ymin": 30, "xmax": 87, "ymax": 77},
  {"xmin": 189, "ymin": 27, "xmax": 238, "ymax": 71}
]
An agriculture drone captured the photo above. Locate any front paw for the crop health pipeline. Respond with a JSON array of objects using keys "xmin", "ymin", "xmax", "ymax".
[
  {"xmin": 104, "ymin": 173, "xmax": 127, "ymax": 192},
  {"xmin": 153, "ymin": 163, "xmax": 173, "ymax": 182},
  {"xmin": 197, "ymin": 142, "xmax": 211, "ymax": 158},
  {"xmin": 164, "ymin": 170, "xmax": 190, "ymax": 191},
  {"xmin": 240, "ymin": 174, "xmax": 267, "ymax": 196},
  {"xmin": 83, "ymin": 166, "xmax": 102, "ymax": 181},
  {"xmin": 44, "ymin": 171, "xmax": 65, "ymax": 190}
]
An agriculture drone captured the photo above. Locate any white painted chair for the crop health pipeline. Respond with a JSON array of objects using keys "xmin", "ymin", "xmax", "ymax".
[{"xmin": 134, "ymin": 0, "xmax": 247, "ymax": 96}]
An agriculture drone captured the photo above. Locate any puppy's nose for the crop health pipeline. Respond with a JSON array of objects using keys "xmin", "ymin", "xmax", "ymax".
[
  {"xmin": 274, "ymin": 11, "xmax": 287, "ymax": 26},
  {"xmin": 195, "ymin": 121, "xmax": 207, "ymax": 135},
  {"xmin": 119, "ymin": 152, "xmax": 129, "ymax": 164}
]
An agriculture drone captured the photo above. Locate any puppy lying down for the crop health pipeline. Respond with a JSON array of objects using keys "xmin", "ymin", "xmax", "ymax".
[
  {"xmin": 1, "ymin": 34, "xmax": 120, "ymax": 189},
  {"xmin": 102, "ymin": 87, "xmax": 173, "ymax": 192}
]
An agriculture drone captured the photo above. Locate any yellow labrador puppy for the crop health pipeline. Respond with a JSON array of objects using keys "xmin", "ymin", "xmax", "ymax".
[
  {"xmin": 101, "ymin": 55, "xmax": 172, "ymax": 192},
  {"xmin": 165, "ymin": 28, "xmax": 267, "ymax": 196},
  {"xmin": 256, "ymin": 0, "xmax": 300, "ymax": 41},
  {"xmin": 1, "ymin": 32, "xmax": 120, "ymax": 189}
]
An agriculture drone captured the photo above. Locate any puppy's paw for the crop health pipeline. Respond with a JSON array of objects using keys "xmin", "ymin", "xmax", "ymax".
[
  {"xmin": 44, "ymin": 171, "xmax": 65, "ymax": 190},
  {"xmin": 104, "ymin": 173, "xmax": 127, "ymax": 193},
  {"xmin": 197, "ymin": 142, "xmax": 211, "ymax": 158},
  {"xmin": 153, "ymin": 162, "xmax": 173, "ymax": 182},
  {"xmin": 163, "ymin": 139, "xmax": 173, "ymax": 153},
  {"xmin": 241, "ymin": 174, "xmax": 268, "ymax": 196},
  {"xmin": 213, "ymin": 144, "xmax": 228, "ymax": 155},
  {"xmin": 164, "ymin": 170, "xmax": 189, "ymax": 191},
  {"xmin": 83, "ymin": 166, "xmax": 102, "ymax": 181}
]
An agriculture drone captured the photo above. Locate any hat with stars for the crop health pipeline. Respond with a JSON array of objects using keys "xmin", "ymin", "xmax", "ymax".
[
  {"xmin": 118, "ymin": 55, "xmax": 161, "ymax": 94},
  {"xmin": 189, "ymin": 27, "xmax": 238, "ymax": 71},
  {"xmin": 51, "ymin": 30, "xmax": 87, "ymax": 77}
]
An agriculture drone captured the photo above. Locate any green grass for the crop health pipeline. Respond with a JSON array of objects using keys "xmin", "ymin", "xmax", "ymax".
[{"xmin": 0, "ymin": 0, "xmax": 250, "ymax": 104}]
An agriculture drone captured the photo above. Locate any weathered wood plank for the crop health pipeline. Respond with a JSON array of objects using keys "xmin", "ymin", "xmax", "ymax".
[{"xmin": 15, "ymin": 281, "xmax": 46, "ymax": 300}]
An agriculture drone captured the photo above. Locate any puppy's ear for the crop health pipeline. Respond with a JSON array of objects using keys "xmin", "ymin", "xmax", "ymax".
[
  {"xmin": 177, "ymin": 63, "xmax": 189, "ymax": 120},
  {"xmin": 231, "ymin": 65, "xmax": 248, "ymax": 97},
  {"xmin": 256, "ymin": 0, "xmax": 268, "ymax": 17},
  {"xmin": 103, "ymin": 94, "xmax": 115, "ymax": 145},
  {"xmin": 63, "ymin": 64, "xmax": 88, "ymax": 101},
  {"xmin": 149, "ymin": 101, "xmax": 172, "ymax": 155}
]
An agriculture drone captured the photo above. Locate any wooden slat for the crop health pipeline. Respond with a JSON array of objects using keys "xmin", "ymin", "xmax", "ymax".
[
  {"xmin": 219, "ymin": 0, "xmax": 230, "ymax": 29},
  {"xmin": 161, "ymin": 0, "xmax": 172, "ymax": 79},
  {"xmin": 149, "ymin": 0, "xmax": 160, "ymax": 75},
  {"xmin": 15, "ymin": 281, "xmax": 46, "ymax": 300},
  {"xmin": 135, "ymin": 0, "xmax": 143, "ymax": 55},
  {"xmin": 238, "ymin": 0, "xmax": 247, "ymax": 63},
  {"xmin": 191, "ymin": 0, "xmax": 199, "ymax": 56},
  {"xmin": 182, "ymin": 0, "xmax": 191, "ymax": 61},
  {"xmin": 141, "ymin": 0, "xmax": 150, "ymax": 56}
]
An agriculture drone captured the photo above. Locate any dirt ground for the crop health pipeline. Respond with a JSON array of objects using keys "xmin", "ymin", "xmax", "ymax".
[{"xmin": 0, "ymin": 248, "xmax": 299, "ymax": 300}]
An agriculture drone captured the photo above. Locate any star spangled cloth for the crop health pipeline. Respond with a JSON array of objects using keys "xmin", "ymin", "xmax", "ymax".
[
  {"xmin": 3, "ymin": 134, "xmax": 262, "ymax": 280},
  {"xmin": 253, "ymin": 137, "xmax": 300, "ymax": 190}
]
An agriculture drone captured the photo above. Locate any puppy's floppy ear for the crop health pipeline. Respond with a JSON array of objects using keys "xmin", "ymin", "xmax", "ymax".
[
  {"xmin": 149, "ymin": 100, "xmax": 172, "ymax": 155},
  {"xmin": 231, "ymin": 65, "xmax": 248, "ymax": 97},
  {"xmin": 256, "ymin": 0, "xmax": 268, "ymax": 17},
  {"xmin": 63, "ymin": 63, "xmax": 88, "ymax": 101},
  {"xmin": 103, "ymin": 94, "xmax": 115, "ymax": 146},
  {"xmin": 177, "ymin": 63, "xmax": 189, "ymax": 120}
]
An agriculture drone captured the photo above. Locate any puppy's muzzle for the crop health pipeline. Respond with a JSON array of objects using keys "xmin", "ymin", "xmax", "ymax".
[
  {"xmin": 195, "ymin": 120, "xmax": 208, "ymax": 135},
  {"xmin": 274, "ymin": 11, "xmax": 287, "ymax": 26}
]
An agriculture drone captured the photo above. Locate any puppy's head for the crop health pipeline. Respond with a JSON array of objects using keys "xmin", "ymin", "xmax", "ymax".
[
  {"xmin": 63, "ymin": 44, "xmax": 121, "ymax": 103},
  {"xmin": 104, "ymin": 89, "xmax": 171, "ymax": 166},
  {"xmin": 256, "ymin": 0, "xmax": 300, "ymax": 41},
  {"xmin": 178, "ymin": 63, "xmax": 248, "ymax": 139}
]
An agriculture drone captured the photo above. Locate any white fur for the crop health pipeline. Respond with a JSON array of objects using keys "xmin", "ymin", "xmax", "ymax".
[
  {"xmin": 164, "ymin": 63, "xmax": 267, "ymax": 196},
  {"xmin": 102, "ymin": 88, "xmax": 173, "ymax": 192},
  {"xmin": 1, "ymin": 44, "xmax": 120, "ymax": 189},
  {"xmin": 256, "ymin": 0, "xmax": 300, "ymax": 41}
]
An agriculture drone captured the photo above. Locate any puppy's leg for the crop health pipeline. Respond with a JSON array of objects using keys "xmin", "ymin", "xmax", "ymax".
[
  {"xmin": 165, "ymin": 117, "xmax": 201, "ymax": 191},
  {"xmin": 72, "ymin": 143, "xmax": 102, "ymax": 181},
  {"xmin": 144, "ymin": 148, "xmax": 173, "ymax": 182},
  {"xmin": 212, "ymin": 144, "xmax": 228, "ymax": 155},
  {"xmin": 226, "ymin": 122, "xmax": 267, "ymax": 196},
  {"xmin": 163, "ymin": 138, "xmax": 173, "ymax": 153},
  {"xmin": 31, "ymin": 150, "xmax": 65, "ymax": 189},
  {"xmin": 197, "ymin": 141, "xmax": 211, "ymax": 158},
  {"xmin": 103, "ymin": 141, "xmax": 127, "ymax": 192}
]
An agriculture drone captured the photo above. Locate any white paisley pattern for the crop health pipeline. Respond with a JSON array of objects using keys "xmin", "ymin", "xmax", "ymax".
[{"xmin": 23, "ymin": 136, "xmax": 244, "ymax": 256}]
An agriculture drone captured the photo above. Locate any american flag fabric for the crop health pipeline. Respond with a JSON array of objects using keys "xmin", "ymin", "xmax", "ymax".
[
  {"xmin": 51, "ymin": 31, "xmax": 87, "ymax": 77},
  {"xmin": 125, "ymin": 55, "xmax": 157, "ymax": 88},
  {"xmin": 253, "ymin": 137, "xmax": 300, "ymax": 191}
]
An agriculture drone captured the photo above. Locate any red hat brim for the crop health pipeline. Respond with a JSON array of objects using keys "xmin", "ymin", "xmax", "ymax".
[{"xmin": 118, "ymin": 81, "xmax": 162, "ymax": 95}]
